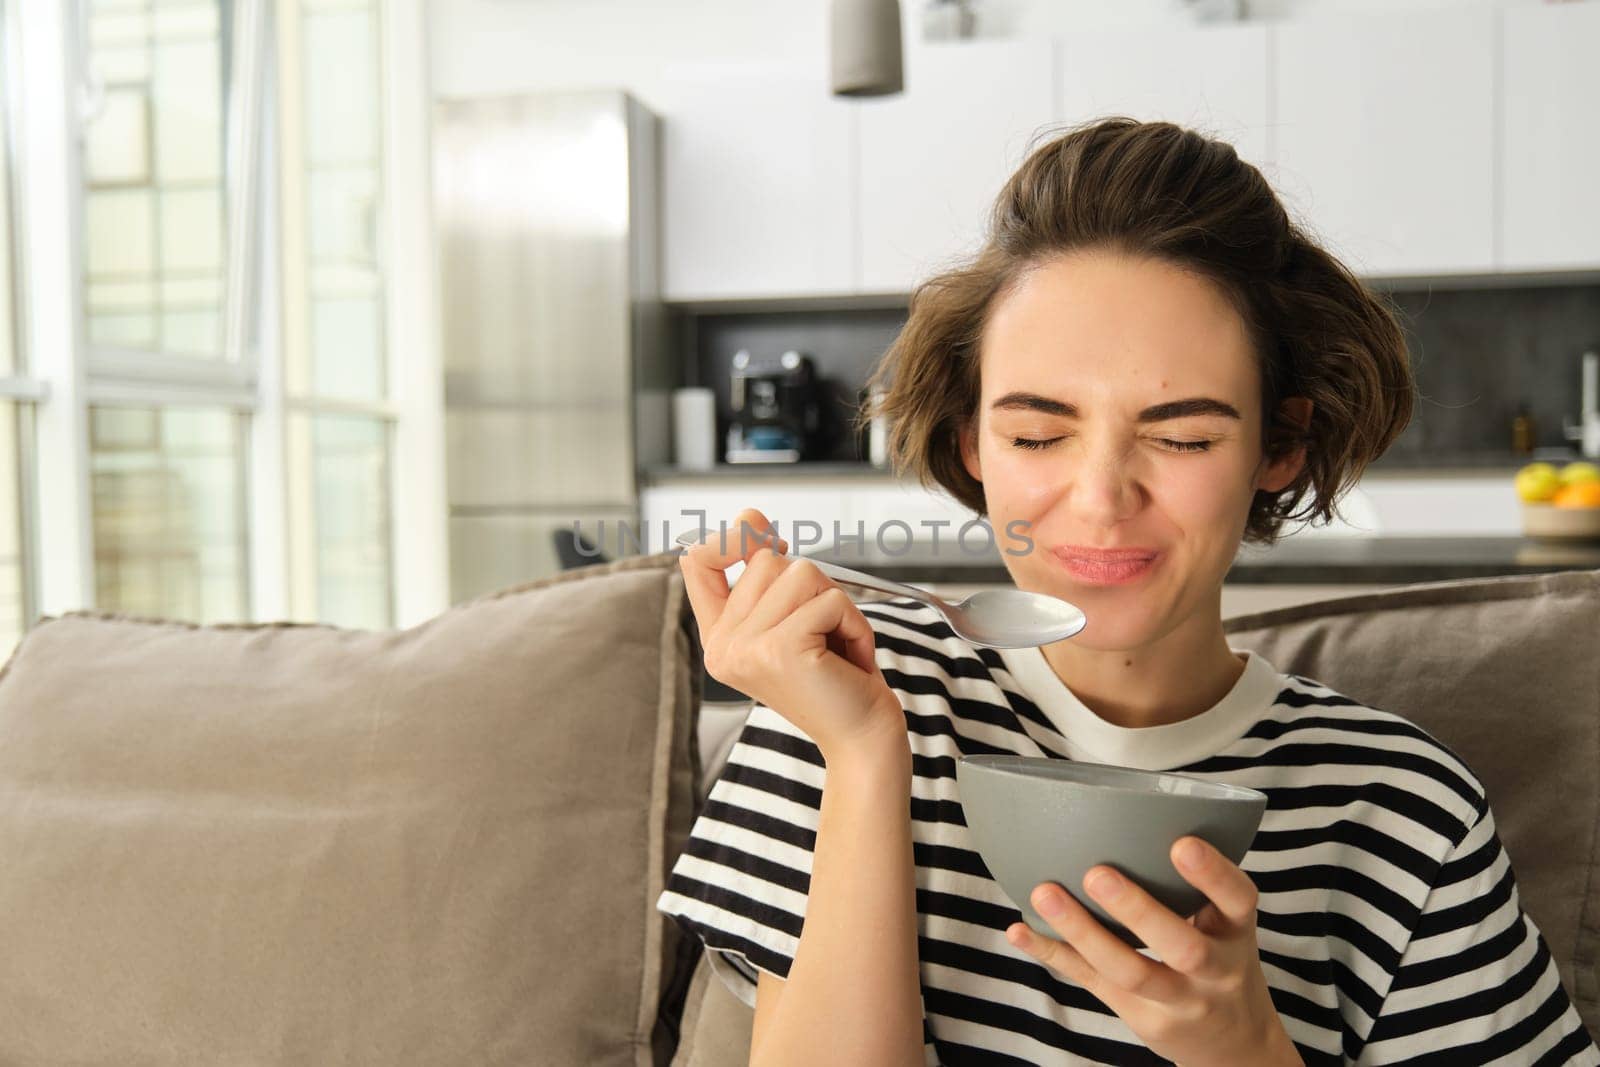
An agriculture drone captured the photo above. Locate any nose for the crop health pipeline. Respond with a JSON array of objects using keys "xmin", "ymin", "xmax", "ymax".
[{"xmin": 1065, "ymin": 439, "xmax": 1145, "ymax": 528}]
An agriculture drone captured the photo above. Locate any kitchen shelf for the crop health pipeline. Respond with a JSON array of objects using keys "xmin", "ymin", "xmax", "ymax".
[{"xmin": 1367, "ymin": 448, "xmax": 1587, "ymax": 473}]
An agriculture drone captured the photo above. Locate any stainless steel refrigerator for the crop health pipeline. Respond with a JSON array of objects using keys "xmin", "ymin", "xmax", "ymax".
[{"xmin": 432, "ymin": 90, "xmax": 668, "ymax": 602}]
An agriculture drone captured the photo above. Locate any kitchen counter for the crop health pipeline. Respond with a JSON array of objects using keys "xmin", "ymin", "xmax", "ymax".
[
  {"xmin": 804, "ymin": 535, "xmax": 1600, "ymax": 585},
  {"xmin": 641, "ymin": 456, "xmax": 1596, "ymax": 553}
]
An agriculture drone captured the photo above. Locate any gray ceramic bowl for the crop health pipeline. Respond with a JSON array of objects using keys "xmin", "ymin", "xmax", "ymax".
[{"xmin": 956, "ymin": 755, "xmax": 1268, "ymax": 948}]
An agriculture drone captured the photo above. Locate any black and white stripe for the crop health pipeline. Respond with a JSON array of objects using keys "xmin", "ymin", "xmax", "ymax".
[{"xmin": 658, "ymin": 599, "xmax": 1598, "ymax": 1065}]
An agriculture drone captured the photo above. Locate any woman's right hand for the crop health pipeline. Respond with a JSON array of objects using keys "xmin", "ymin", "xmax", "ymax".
[{"xmin": 677, "ymin": 508, "xmax": 907, "ymax": 765}]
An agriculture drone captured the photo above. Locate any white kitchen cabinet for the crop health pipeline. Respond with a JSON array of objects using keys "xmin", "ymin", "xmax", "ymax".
[
  {"xmin": 656, "ymin": 67, "xmax": 856, "ymax": 301},
  {"xmin": 1058, "ymin": 23, "xmax": 1271, "ymax": 174},
  {"xmin": 1273, "ymin": 10, "xmax": 1495, "ymax": 278},
  {"xmin": 1500, "ymin": 2, "xmax": 1600, "ymax": 272},
  {"xmin": 855, "ymin": 40, "xmax": 1056, "ymax": 295}
]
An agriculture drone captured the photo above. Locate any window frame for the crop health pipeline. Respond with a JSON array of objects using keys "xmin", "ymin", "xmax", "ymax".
[
  {"xmin": 85, "ymin": 398, "xmax": 255, "ymax": 624},
  {"xmin": 0, "ymin": 0, "xmax": 47, "ymax": 637},
  {"xmin": 72, "ymin": 0, "xmax": 267, "ymax": 625},
  {"xmin": 276, "ymin": 0, "xmax": 397, "ymax": 625},
  {"xmin": 77, "ymin": 0, "xmax": 267, "ymax": 390},
  {"xmin": 13, "ymin": 0, "xmax": 445, "ymax": 632},
  {"xmin": 272, "ymin": 0, "xmax": 446, "ymax": 629}
]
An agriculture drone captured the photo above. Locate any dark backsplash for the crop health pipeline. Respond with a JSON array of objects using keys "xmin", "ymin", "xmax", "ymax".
[
  {"xmin": 681, "ymin": 306, "xmax": 908, "ymax": 464},
  {"xmin": 679, "ymin": 282, "xmax": 1600, "ymax": 467},
  {"xmin": 1384, "ymin": 284, "xmax": 1600, "ymax": 460}
]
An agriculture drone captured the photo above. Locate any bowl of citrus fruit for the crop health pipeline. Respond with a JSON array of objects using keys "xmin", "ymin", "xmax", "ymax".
[{"xmin": 1516, "ymin": 461, "xmax": 1600, "ymax": 541}]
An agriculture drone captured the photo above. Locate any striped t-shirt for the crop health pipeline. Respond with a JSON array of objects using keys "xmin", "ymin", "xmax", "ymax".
[{"xmin": 657, "ymin": 598, "xmax": 1600, "ymax": 1065}]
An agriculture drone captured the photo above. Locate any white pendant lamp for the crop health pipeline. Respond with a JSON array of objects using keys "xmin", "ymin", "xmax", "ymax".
[{"xmin": 830, "ymin": 0, "xmax": 904, "ymax": 97}]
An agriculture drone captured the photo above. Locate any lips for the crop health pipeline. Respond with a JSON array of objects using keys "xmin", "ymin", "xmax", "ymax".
[
  {"xmin": 1052, "ymin": 545, "xmax": 1160, "ymax": 563},
  {"xmin": 1050, "ymin": 545, "xmax": 1161, "ymax": 586}
]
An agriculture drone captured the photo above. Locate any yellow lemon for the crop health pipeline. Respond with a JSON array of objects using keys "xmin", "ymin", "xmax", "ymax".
[
  {"xmin": 1515, "ymin": 462, "xmax": 1562, "ymax": 503},
  {"xmin": 1559, "ymin": 461, "xmax": 1600, "ymax": 487}
]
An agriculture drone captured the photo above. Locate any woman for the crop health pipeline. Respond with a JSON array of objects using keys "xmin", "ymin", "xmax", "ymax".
[{"xmin": 656, "ymin": 118, "xmax": 1599, "ymax": 1065}]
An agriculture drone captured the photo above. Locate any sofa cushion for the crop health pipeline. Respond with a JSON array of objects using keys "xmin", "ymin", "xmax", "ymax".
[
  {"xmin": 1223, "ymin": 567, "xmax": 1600, "ymax": 1039},
  {"xmin": 670, "ymin": 943, "xmax": 756, "ymax": 1067},
  {"xmin": 0, "ymin": 552, "xmax": 702, "ymax": 1067}
]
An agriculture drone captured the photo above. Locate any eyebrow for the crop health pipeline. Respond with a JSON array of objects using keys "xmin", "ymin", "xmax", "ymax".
[{"xmin": 989, "ymin": 391, "xmax": 1242, "ymax": 422}]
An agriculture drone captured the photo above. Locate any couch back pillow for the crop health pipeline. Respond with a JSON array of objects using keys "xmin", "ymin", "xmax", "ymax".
[
  {"xmin": 1224, "ymin": 567, "xmax": 1600, "ymax": 1037},
  {"xmin": 0, "ymin": 553, "xmax": 701, "ymax": 1067}
]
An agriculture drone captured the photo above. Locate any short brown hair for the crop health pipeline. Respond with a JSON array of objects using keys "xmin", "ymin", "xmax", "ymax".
[{"xmin": 857, "ymin": 117, "xmax": 1414, "ymax": 546}]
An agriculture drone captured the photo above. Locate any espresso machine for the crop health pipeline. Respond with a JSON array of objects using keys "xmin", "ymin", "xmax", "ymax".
[{"xmin": 725, "ymin": 349, "xmax": 825, "ymax": 463}]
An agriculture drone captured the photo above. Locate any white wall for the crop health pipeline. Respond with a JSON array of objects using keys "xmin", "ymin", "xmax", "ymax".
[{"xmin": 428, "ymin": 0, "xmax": 1554, "ymax": 101}]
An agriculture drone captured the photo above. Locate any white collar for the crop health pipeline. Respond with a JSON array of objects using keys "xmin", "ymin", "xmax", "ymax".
[{"xmin": 994, "ymin": 645, "xmax": 1284, "ymax": 771}]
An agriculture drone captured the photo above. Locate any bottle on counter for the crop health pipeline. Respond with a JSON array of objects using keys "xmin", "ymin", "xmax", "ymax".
[{"xmin": 1511, "ymin": 404, "xmax": 1536, "ymax": 456}]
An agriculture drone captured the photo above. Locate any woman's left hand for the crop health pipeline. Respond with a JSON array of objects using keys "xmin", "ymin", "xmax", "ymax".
[{"xmin": 1006, "ymin": 836, "xmax": 1304, "ymax": 1067}]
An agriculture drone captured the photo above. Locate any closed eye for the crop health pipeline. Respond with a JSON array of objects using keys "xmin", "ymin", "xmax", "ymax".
[{"xmin": 1008, "ymin": 437, "xmax": 1213, "ymax": 453}]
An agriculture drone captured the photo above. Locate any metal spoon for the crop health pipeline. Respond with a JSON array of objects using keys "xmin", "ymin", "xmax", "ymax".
[{"xmin": 672, "ymin": 527, "xmax": 1087, "ymax": 649}]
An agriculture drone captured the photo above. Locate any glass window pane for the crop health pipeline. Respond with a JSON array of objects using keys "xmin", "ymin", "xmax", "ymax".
[
  {"xmin": 90, "ymin": 405, "xmax": 249, "ymax": 623},
  {"xmin": 158, "ymin": 187, "xmax": 223, "ymax": 271},
  {"xmin": 284, "ymin": 0, "xmax": 387, "ymax": 401},
  {"xmin": 88, "ymin": 279, "xmax": 159, "ymax": 349},
  {"xmin": 288, "ymin": 412, "xmax": 392, "ymax": 629},
  {"xmin": 83, "ymin": 0, "xmax": 228, "ymax": 360},
  {"xmin": 152, "ymin": 34, "xmax": 222, "ymax": 182},
  {"xmin": 303, "ymin": 5, "xmax": 378, "ymax": 167},
  {"xmin": 85, "ymin": 188, "xmax": 157, "ymax": 276},
  {"xmin": 84, "ymin": 88, "xmax": 151, "ymax": 183},
  {"xmin": 310, "ymin": 292, "xmax": 382, "ymax": 397}
]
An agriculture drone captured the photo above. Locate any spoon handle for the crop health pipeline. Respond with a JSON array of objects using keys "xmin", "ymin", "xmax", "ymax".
[
  {"xmin": 673, "ymin": 527, "xmax": 943, "ymax": 607},
  {"xmin": 804, "ymin": 556, "xmax": 943, "ymax": 606}
]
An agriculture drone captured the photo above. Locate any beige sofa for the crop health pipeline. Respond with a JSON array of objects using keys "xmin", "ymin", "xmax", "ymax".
[{"xmin": 0, "ymin": 552, "xmax": 1594, "ymax": 1065}]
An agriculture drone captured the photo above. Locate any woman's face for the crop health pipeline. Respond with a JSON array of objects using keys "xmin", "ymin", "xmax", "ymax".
[{"xmin": 959, "ymin": 250, "xmax": 1306, "ymax": 651}]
